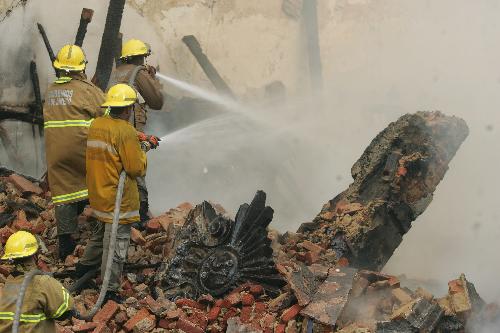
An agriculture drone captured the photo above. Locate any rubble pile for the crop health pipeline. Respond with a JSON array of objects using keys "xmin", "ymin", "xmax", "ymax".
[{"xmin": 0, "ymin": 111, "xmax": 498, "ymax": 332}]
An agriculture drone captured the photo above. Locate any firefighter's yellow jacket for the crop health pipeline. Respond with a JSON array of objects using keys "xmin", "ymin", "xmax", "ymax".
[
  {"xmin": 43, "ymin": 73, "xmax": 105, "ymax": 205},
  {"xmin": 86, "ymin": 115, "xmax": 147, "ymax": 224},
  {"xmin": 0, "ymin": 264, "xmax": 73, "ymax": 333},
  {"xmin": 107, "ymin": 63, "xmax": 164, "ymax": 132}
]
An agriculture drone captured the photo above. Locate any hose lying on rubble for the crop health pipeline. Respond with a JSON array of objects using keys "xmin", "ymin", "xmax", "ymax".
[
  {"xmin": 12, "ymin": 171, "xmax": 126, "ymax": 328},
  {"xmin": 76, "ymin": 170, "xmax": 126, "ymax": 320}
]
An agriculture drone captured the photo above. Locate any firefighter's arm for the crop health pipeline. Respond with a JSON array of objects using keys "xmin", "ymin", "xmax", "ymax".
[
  {"xmin": 39, "ymin": 276, "xmax": 74, "ymax": 319},
  {"xmin": 118, "ymin": 126, "xmax": 147, "ymax": 178},
  {"xmin": 136, "ymin": 69, "xmax": 164, "ymax": 110}
]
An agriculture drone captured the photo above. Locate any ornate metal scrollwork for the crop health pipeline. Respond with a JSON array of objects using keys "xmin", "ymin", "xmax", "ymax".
[{"xmin": 159, "ymin": 191, "xmax": 285, "ymax": 299}]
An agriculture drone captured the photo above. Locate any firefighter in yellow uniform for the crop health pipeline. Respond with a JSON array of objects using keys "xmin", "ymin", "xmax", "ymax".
[
  {"xmin": 79, "ymin": 84, "xmax": 147, "ymax": 303},
  {"xmin": 43, "ymin": 44, "xmax": 105, "ymax": 260},
  {"xmin": 108, "ymin": 39, "xmax": 164, "ymax": 226},
  {"xmin": 0, "ymin": 231, "xmax": 74, "ymax": 333}
]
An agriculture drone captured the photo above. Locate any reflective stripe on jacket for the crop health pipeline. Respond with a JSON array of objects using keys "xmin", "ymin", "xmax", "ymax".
[
  {"xmin": 43, "ymin": 73, "xmax": 105, "ymax": 205},
  {"xmin": 0, "ymin": 273, "xmax": 73, "ymax": 333},
  {"xmin": 86, "ymin": 116, "xmax": 147, "ymax": 224}
]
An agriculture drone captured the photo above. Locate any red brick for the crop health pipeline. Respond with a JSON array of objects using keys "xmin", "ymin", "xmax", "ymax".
[
  {"xmin": 158, "ymin": 318, "xmax": 174, "ymax": 329},
  {"xmin": 72, "ymin": 322, "xmax": 98, "ymax": 332},
  {"xmin": 93, "ymin": 300, "xmax": 119, "ymax": 323},
  {"xmin": 0, "ymin": 226, "xmax": 13, "ymax": 244},
  {"xmin": 165, "ymin": 309, "xmax": 184, "ymax": 320},
  {"xmin": 141, "ymin": 295, "xmax": 161, "ymax": 315},
  {"xmin": 0, "ymin": 264, "xmax": 12, "ymax": 277},
  {"xmin": 222, "ymin": 308, "xmax": 238, "ymax": 325},
  {"xmin": 56, "ymin": 324, "xmax": 73, "ymax": 333},
  {"xmin": 121, "ymin": 279, "xmax": 133, "ymax": 290},
  {"xmin": 65, "ymin": 255, "xmax": 78, "ymax": 267},
  {"xmin": 123, "ymin": 308, "xmax": 150, "ymax": 332},
  {"xmin": 175, "ymin": 298, "xmax": 204, "ymax": 310},
  {"xmin": 225, "ymin": 292, "xmax": 241, "ymax": 306},
  {"xmin": 337, "ymin": 257, "xmax": 349, "ymax": 267},
  {"xmin": 249, "ymin": 285, "xmax": 264, "ymax": 297},
  {"xmin": 299, "ymin": 240, "xmax": 324, "ymax": 254},
  {"xmin": 241, "ymin": 293, "xmax": 255, "ymax": 306},
  {"xmin": 114, "ymin": 311, "xmax": 128, "ymax": 325},
  {"xmin": 37, "ymin": 259, "xmax": 51, "ymax": 272},
  {"xmin": 260, "ymin": 313, "xmax": 276, "ymax": 328},
  {"xmin": 281, "ymin": 304, "xmax": 303, "ymax": 323},
  {"xmin": 177, "ymin": 318, "xmax": 204, "ymax": 333},
  {"xmin": 134, "ymin": 315, "xmax": 156, "ymax": 332},
  {"xmin": 207, "ymin": 306, "xmax": 221, "ymax": 322},
  {"xmin": 275, "ymin": 323, "xmax": 286, "ymax": 333},
  {"xmin": 187, "ymin": 310, "xmax": 208, "ymax": 330},
  {"xmin": 198, "ymin": 294, "xmax": 215, "ymax": 304},
  {"xmin": 240, "ymin": 306, "xmax": 252, "ymax": 323},
  {"xmin": 8, "ymin": 174, "xmax": 42, "ymax": 195},
  {"xmin": 130, "ymin": 227, "xmax": 146, "ymax": 246},
  {"xmin": 304, "ymin": 251, "xmax": 320, "ymax": 265},
  {"xmin": 146, "ymin": 219, "xmax": 161, "ymax": 233},
  {"xmin": 254, "ymin": 302, "xmax": 267, "ymax": 314},
  {"xmin": 12, "ymin": 211, "xmax": 33, "ymax": 232},
  {"xmin": 214, "ymin": 299, "xmax": 231, "ymax": 309},
  {"xmin": 91, "ymin": 322, "xmax": 110, "ymax": 333}
]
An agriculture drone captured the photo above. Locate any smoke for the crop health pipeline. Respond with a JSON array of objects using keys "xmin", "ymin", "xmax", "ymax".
[{"xmin": 0, "ymin": 0, "xmax": 499, "ymax": 319}]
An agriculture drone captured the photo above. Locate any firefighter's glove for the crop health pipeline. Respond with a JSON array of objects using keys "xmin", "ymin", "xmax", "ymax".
[{"xmin": 148, "ymin": 135, "xmax": 161, "ymax": 149}]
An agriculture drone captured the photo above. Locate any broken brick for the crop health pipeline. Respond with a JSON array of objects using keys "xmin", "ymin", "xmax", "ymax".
[
  {"xmin": 0, "ymin": 265, "xmax": 12, "ymax": 277},
  {"xmin": 146, "ymin": 219, "xmax": 161, "ymax": 233},
  {"xmin": 249, "ymin": 284, "xmax": 264, "ymax": 297},
  {"xmin": 0, "ymin": 226, "xmax": 13, "ymax": 244},
  {"xmin": 175, "ymin": 298, "xmax": 205, "ymax": 310},
  {"xmin": 123, "ymin": 308, "xmax": 150, "ymax": 332},
  {"xmin": 225, "ymin": 292, "xmax": 242, "ymax": 306},
  {"xmin": 93, "ymin": 300, "xmax": 119, "ymax": 323},
  {"xmin": 177, "ymin": 317, "xmax": 204, "ymax": 333},
  {"xmin": 241, "ymin": 293, "xmax": 255, "ymax": 306},
  {"xmin": 72, "ymin": 322, "xmax": 98, "ymax": 332},
  {"xmin": 281, "ymin": 304, "xmax": 303, "ymax": 323},
  {"xmin": 8, "ymin": 174, "xmax": 42, "ymax": 195},
  {"xmin": 130, "ymin": 227, "xmax": 146, "ymax": 246},
  {"xmin": 207, "ymin": 306, "xmax": 221, "ymax": 322}
]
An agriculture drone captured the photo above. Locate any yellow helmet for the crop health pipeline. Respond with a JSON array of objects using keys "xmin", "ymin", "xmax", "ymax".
[
  {"xmin": 121, "ymin": 39, "xmax": 150, "ymax": 59},
  {"xmin": 1, "ymin": 231, "xmax": 38, "ymax": 260},
  {"xmin": 53, "ymin": 44, "xmax": 87, "ymax": 71},
  {"xmin": 102, "ymin": 84, "xmax": 138, "ymax": 108}
]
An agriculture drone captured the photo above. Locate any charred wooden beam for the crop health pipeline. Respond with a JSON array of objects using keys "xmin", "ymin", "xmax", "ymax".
[
  {"xmin": 158, "ymin": 191, "xmax": 284, "ymax": 299},
  {"xmin": 182, "ymin": 35, "xmax": 236, "ymax": 99},
  {"xmin": 114, "ymin": 32, "xmax": 123, "ymax": 64},
  {"xmin": 74, "ymin": 8, "xmax": 94, "ymax": 47},
  {"xmin": 93, "ymin": 0, "xmax": 125, "ymax": 91},
  {"xmin": 0, "ymin": 105, "xmax": 43, "ymax": 124},
  {"xmin": 295, "ymin": 111, "xmax": 468, "ymax": 271},
  {"xmin": 36, "ymin": 23, "xmax": 56, "ymax": 64}
]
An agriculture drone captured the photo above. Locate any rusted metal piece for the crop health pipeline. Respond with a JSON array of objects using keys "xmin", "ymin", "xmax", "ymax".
[
  {"xmin": 297, "ymin": 112, "xmax": 469, "ymax": 271},
  {"xmin": 74, "ymin": 8, "xmax": 94, "ymax": 47},
  {"xmin": 36, "ymin": 23, "xmax": 56, "ymax": 64},
  {"xmin": 93, "ymin": 0, "xmax": 126, "ymax": 91},
  {"xmin": 182, "ymin": 35, "xmax": 236, "ymax": 99},
  {"xmin": 301, "ymin": 267, "xmax": 357, "ymax": 326},
  {"xmin": 159, "ymin": 191, "xmax": 284, "ymax": 299}
]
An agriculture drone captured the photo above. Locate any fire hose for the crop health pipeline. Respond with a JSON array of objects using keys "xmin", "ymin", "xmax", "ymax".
[
  {"xmin": 11, "ymin": 171, "xmax": 127, "ymax": 331},
  {"xmin": 74, "ymin": 170, "xmax": 127, "ymax": 320}
]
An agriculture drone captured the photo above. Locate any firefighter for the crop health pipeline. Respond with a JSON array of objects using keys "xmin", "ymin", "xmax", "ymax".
[
  {"xmin": 77, "ymin": 84, "xmax": 147, "ymax": 303},
  {"xmin": 0, "ymin": 231, "xmax": 74, "ymax": 333},
  {"xmin": 108, "ymin": 38, "xmax": 164, "ymax": 226},
  {"xmin": 43, "ymin": 44, "xmax": 105, "ymax": 260}
]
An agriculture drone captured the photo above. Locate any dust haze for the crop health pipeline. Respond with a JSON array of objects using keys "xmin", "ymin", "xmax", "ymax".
[{"xmin": 0, "ymin": 0, "xmax": 499, "ymax": 316}]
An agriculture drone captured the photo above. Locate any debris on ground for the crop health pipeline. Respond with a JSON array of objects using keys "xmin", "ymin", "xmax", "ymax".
[{"xmin": 0, "ymin": 112, "xmax": 498, "ymax": 332}]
